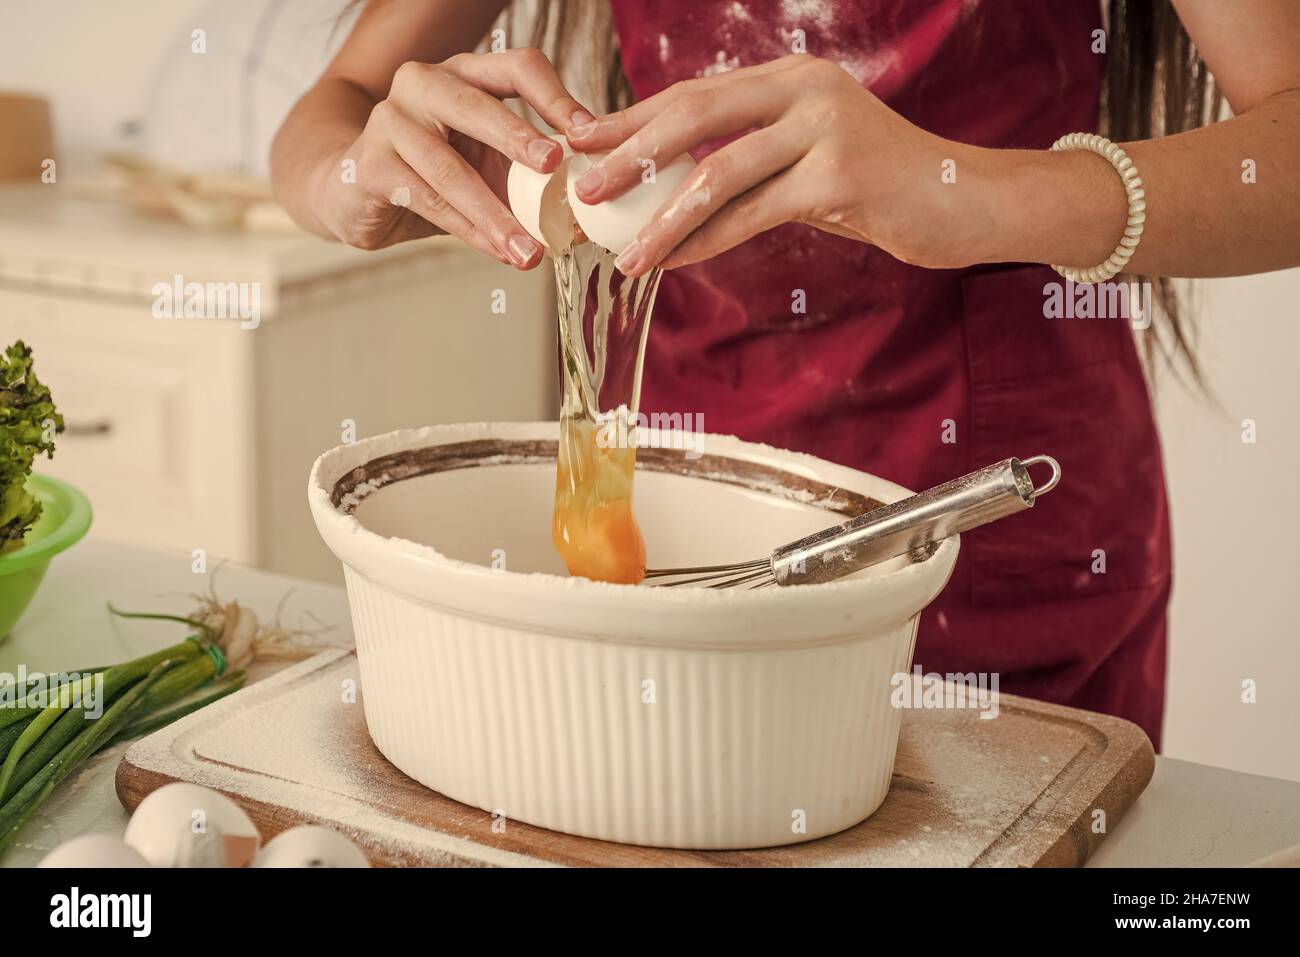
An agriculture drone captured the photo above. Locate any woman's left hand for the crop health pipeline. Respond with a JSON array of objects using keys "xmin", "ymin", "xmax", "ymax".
[{"xmin": 567, "ymin": 54, "xmax": 988, "ymax": 276}]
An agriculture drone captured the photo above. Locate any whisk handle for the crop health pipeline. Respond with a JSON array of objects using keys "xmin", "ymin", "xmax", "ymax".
[{"xmin": 771, "ymin": 455, "xmax": 1061, "ymax": 586}]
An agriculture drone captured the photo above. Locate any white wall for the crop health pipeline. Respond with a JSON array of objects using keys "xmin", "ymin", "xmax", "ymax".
[
  {"xmin": 0, "ymin": 0, "xmax": 350, "ymax": 178},
  {"xmin": 0, "ymin": 0, "xmax": 207, "ymax": 174},
  {"xmin": 1156, "ymin": 269, "xmax": 1300, "ymax": 782}
]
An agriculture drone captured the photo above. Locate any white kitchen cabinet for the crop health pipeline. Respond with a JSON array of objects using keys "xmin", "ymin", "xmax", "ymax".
[{"xmin": 0, "ymin": 185, "xmax": 556, "ymax": 582}]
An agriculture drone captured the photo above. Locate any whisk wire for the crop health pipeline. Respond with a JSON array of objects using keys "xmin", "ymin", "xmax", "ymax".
[
  {"xmin": 641, "ymin": 454, "xmax": 1060, "ymax": 590},
  {"xmin": 642, "ymin": 559, "xmax": 771, "ymax": 588}
]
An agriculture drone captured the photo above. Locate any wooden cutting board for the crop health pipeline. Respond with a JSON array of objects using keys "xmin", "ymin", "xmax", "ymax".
[{"xmin": 116, "ymin": 648, "xmax": 1153, "ymax": 867}]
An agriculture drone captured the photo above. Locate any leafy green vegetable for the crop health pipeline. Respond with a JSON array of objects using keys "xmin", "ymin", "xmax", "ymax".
[{"xmin": 0, "ymin": 341, "xmax": 63, "ymax": 554}]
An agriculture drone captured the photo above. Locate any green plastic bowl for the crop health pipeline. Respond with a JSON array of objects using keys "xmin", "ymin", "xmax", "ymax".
[{"xmin": 0, "ymin": 474, "xmax": 92, "ymax": 641}]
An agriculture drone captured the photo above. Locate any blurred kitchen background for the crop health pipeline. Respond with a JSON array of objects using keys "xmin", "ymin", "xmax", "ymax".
[
  {"xmin": 0, "ymin": 0, "xmax": 1295, "ymax": 782},
  {"xmin": 0, "ymin": 0, "xmax": 556, "ymax": 576}
]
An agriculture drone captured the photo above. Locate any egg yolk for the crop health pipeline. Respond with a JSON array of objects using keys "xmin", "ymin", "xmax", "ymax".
[{"xmin": 552, "ymin": 417, "xmax": 646, "ymax": 584}]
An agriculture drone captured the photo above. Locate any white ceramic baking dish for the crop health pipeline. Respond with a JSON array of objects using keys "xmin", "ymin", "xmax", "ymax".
[{"xmin": 309, "ymin": 422, "xmax": 958, "ymax": 849}]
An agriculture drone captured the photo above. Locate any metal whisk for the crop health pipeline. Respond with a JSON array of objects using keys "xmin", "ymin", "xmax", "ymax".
[{"xmin": 643, "ymin": 454, "xmax": 1061, "ymax": 589}]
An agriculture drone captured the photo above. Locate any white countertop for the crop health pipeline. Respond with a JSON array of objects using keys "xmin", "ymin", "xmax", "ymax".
[
  {"xmin": 0, "ymin": 184, "xmax": 464, "ymax": 310},
  {"xmin": 2, "ymin": 539, "xmax": 1297, "ymax": 867}
]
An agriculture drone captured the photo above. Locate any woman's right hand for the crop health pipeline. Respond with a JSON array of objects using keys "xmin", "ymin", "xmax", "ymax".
[{"xmin": 306, "ymin": 49, "xmax": 593, "ymax": 268}]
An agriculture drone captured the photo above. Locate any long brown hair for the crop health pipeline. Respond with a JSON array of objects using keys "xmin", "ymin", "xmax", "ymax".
[
  {"xmin": 1104, "ymin": 0, "xmax": 1221, "ymax": 383},
  {"xmin": 505, "ymin": 0, "xmax": 629, "ymax": 113},
  {"xmin": 513, "ymin": 0, "xmax": 1220, "ymax": 383}
]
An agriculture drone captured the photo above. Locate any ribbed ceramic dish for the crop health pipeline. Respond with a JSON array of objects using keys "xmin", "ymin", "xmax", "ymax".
[{"xmin": 308, "ymin": 422, "xmax": 959, "ymax": 849}]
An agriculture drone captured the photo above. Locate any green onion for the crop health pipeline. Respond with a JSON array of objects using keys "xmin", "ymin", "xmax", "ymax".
[
  {"xmin": 0, "ymin": 705, "xmax": 37, "ymax": 732},
  {"xmin": 0, "ymin": 660, "xmax": 173, "ymax": 851},
  {"xmin": 105, "ymin": 603, "xmax": 215, "ymax": 638},
  {"xmin": 0, "ymin": 676, "xmax": 95, "ymax": 801},
  {"xmin": 0, "ymin": 640, "xmax": 200, "ymax": 732},
  {"xmin": 1, "ymin": 644, "xmax": 214, "ymax": 801},
  {"xmin": 111, "ymin": 672, "xmax": 246, "ymax": 744},
  {"xmin": 0, "ymin": 593, "xmax": 327, "ymax": 859},
  {"xmin": 0, "ymin": 640, "xmax": 200, "ymax": 802},
  {"xmin": 130, "ymin": 651, "xmax": 219, "ymax": 712},
  {"xmin": 0, "ymin": 717, "xmax": 35, "ymax": 764}
]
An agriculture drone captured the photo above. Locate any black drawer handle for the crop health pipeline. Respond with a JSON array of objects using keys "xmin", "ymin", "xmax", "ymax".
[{"xmin": 63, "ymin": 420, "xmax": 113, "ymax": 437}]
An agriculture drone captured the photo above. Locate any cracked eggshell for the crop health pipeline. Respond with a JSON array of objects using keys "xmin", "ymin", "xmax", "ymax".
[
  {"xmin": 255, "ymin": 825, "xmax": 371, "ymax": 868},
  {"xmin": 506, "ymin": 133, "xmax": 580, "ymax": 252},
  {"xmin": 124, "ymin": 782, "xmax": 261, "ymax": 867},
  {"xmin": 567, "ymin": 151, "xmax": 697, "ymax": 254},
  {"xmin": 38, "ymin": 834, "xmax": 150, "ymax": 868}
]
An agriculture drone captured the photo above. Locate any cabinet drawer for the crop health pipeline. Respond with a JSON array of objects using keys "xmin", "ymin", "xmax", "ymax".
[{"xmin": 3, "ymin": 288, "xmax": 254, "ymax": 561}]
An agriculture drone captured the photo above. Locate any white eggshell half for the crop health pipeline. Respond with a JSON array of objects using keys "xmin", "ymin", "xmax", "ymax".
[
  {"xmin": 124, "ymin": 782, "xmax": 261, "ymax": 868},
  {"xmin": 566, "ymin": 151, "xmax": 698, "ymax": 254},
  {"xmin": 506, "ymin": 133, "xmax": 578, "ymax": 251},
  {"xmin": 255, "ymin": 826, "xmax": 371, "ymax": 868},
  {"xmin": 38, "ymin": 834, "xmax": 150, "ymax": 868}
]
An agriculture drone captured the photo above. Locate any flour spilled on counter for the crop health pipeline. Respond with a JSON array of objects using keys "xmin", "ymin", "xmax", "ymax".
[
  {"xmin": 827, "ymin": 703, "xmax": 1088, "ymax": 868},
  {"xmin": 125, "ymin": 656, "xmax": 1095, "ymax": 867}
]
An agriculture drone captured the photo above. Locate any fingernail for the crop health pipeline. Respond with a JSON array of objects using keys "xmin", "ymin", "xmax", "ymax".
[
  {"xmin": 526, "ymin": 138, "xmax": 560, "ymax": 170},
  {"xmin": 576, "ymin": 165, "xmax": 604, "ymax": 196},
  {"xmin": 570, "ymin": 109, "xmax": 596, "ymax": 128},
  {"xmin": 569, "ymin": 120, "xmax": 597, "ymax": 140},
  {"xmin": 507, "ymin": 234, "xmax": 541, "ymax": 266},
  {"xmin": 614, "ymin": 239, "xmax": 643, "ymax": 274}
]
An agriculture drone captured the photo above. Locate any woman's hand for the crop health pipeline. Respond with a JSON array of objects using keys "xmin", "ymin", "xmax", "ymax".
[
  {"xmin": 566, "ymin": 54, "xmax": 989, "ymax": 276},
  {"xmin": 294, "ymin": 49, "xmax": 593, "ymax": 268}
]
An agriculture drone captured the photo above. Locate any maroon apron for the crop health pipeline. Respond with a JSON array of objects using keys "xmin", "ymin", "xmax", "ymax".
[{"xmin": 609, "ymin": 0, "xmax": 1173, "ymax": 746}]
